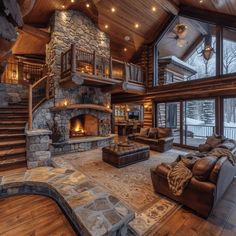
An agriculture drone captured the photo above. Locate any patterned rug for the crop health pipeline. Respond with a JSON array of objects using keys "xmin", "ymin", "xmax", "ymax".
[{"xmin": 55, "ymin": 148, "xmax": 188, "ymax": 235}]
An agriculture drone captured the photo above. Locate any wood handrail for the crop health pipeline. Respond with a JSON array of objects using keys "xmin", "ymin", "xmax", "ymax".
[{"xmin": 28, "ymin": 73, "xmax": 54, "ymax": 130}]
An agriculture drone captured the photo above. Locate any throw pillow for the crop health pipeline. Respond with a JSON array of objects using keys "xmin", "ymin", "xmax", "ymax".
[
  {"xmin": 206, "ymin": 135, "xmax": 223, "ymax": 148},
  {"xmin": 157, "ymin": 128, "xmax": 171, "ymax": 139},
  {"xmin": 139, "ymin": 128, "xmax": 149, "ymax": 137},
  {"xmin": 192, "ymin": 156, "xmax": 218, "ymax": 181},
  {"xmin": 148, "ymin": 128, "xmax": 158, "ymax": 139}
]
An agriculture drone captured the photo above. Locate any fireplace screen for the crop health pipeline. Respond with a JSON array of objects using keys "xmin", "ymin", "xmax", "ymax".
[{"xmin": 70, "ymin": 115, "xmax": 99, "ymax": 138}]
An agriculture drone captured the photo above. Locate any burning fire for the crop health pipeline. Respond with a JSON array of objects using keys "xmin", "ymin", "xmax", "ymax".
[{"xmin": 73, "ymin": 120, "xmax": 84, "ymax": 134}]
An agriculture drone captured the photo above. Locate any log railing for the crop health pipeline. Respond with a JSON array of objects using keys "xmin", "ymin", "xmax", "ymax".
[
  {"xmin": 60, "ymin": 44, "xmax": 146, "ymax": 85},
  {"xmin": 1, "ymin": 61, "xmax": 47, "ymax": 85},
  {"xmin": 28, "ymin": 74, "xmax": 54, "ymax": 130}
]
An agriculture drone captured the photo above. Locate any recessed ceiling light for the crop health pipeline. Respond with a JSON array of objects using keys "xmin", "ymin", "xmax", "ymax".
[
  {"xmin": 105, "ymin": 24, "xmax": 109, "ymax": 29},
  {"xmin": 134, "ymin": 23, "xmax": 139, "ymax": 28},
  {"xmin": 124, "ymin": 48, "xmax": 127, "ymax": 52},
  {"xmin": 86, "ymin": 3, "xmax": 90, "ymax": 8},
  {"xmin": 111, "ymin": 7, "xmax": 116, "ymax": 12},
  {"xmin": 124, "ymin": 36, "xmax": 130, "ymax": 41},
  {"xmin": 152, "ymin": 6, "xmax": 156, "ymax": 12}
]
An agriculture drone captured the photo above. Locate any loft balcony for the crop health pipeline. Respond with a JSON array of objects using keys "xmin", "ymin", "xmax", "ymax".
[{"xmin": 60, "ymin": 44, "xmax": 147, "ymax": 94}]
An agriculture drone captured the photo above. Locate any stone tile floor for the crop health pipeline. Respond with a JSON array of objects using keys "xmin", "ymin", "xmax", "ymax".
[{"xmin": 0, "ymin": 167, "xmax": 134, "ymax": 236}]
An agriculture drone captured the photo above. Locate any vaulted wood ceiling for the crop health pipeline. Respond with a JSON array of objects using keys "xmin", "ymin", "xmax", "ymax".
[{"xmin": 13, "ymin": 0, "xmax": 236, "ymax": 61}]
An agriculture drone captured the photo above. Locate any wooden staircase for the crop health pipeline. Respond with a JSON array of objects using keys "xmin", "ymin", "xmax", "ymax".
[{"xmin": 0, "ymin": 100, "xmax": 28, "ymax": 170}]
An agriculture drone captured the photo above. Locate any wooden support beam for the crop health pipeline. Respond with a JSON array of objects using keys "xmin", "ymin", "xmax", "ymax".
[
  {"xmin": 18, "ymin": 24, "xmax": 50, "ymax": 43},
  {"xmin": 154, "ymin": 0, "xmax": 179, "ymax": 15}
]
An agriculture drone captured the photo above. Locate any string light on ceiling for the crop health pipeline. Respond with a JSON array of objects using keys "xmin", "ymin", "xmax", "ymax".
[
  {"xmin": 86, "ymin": 3, "xmax": 90, "ymax": 8},
  {"xmin": 105, "ymin": 24, "xmax": 109, "ymax": 29},
  {"xmin": 111, "ymin": 7, "xmax": 116, "ymax": 12},
  {"xmin": 71, "ymin": 0, "xmax": 75, "ymax": 2},
  {"xmin": 152, "ymin": 6, "xmax": 157, "ymax": 12},
  {"xmin": 199, "ymin": 0, "xmax": 204, "ymax": 3},
  {"xmin": 124, "ymin": 48, "xmax": 127, "ymax": 52}
]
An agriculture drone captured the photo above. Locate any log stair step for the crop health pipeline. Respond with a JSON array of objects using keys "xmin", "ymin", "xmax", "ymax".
[
  {"xmin": 0, "ymin": 127, "xmax": 25, "ymax": 134},
  {"xmin": 0, "ymin": 115, "xmax": 28, "ymax": 121},
  {"xmin": 0, "ymin": 134, "xmax": 26, "ymax": 141},
  {"xmin": 0, "ymin": 140, "xmax": 26, "ymax": 149},
  {"xmin": 0, "ymin": 156, "xmax": 26, "ymax": 169},
  {"xmin": 0, "ymin": 147, "xmax": 26, "ymax": 158}
]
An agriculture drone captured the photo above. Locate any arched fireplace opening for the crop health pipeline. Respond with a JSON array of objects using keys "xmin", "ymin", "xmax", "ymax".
[{"xmin": 70, "ymin": 114, "xmax": 99, "ymax": 138}]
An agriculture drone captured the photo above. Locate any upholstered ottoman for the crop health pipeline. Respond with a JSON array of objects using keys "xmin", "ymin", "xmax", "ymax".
[{"xmin": 102, "ymin": 142, "xmax": 150, "ymax": 168}]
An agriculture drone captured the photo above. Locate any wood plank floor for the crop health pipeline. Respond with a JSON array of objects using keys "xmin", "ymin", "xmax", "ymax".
[
  {"xmin": 0, "ymin": 195, "xmax": 76, "ymax": 236},
  {"xmin": 157, "ymin": 179, "xmax": 236, "ymax": 236},
  {"xmin": 1, "ymin": 167, "xmax": 236, "ymax": 235}
]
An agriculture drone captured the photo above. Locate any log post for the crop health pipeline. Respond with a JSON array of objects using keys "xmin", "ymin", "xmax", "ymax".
[
  {"xmin": 71, "ymin": 43, "xmax": 77, "ymax": 74},
  {"xmin": 109, "ymin": 56, "xmax": 112, "ymax": 79},
  {"xmin": 46, "ymin": 74, "xmax": 50, "ymax": 100},
  {"xmin": 28, "ymin": 84, "xmax": 33, "ymax": 131},
  {"xmin": 93, "ymin": 51, "xmax": 96, "ymax": 75}
]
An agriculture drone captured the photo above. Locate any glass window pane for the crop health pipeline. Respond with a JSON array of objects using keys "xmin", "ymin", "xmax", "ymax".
[
  {"xmin": 183, "ymin": 99, "xmax": 215, "ymax": 147},
  {"xmin": 157, "ymin": 16, "xmax": 216, "ymax": 85},
  {"xmin": 223, "ymin": 28, "xmax": 236, "ymax": 75},
  {"xmin": 224, "ymin": 98, "xmax": 236, "ymax": 139},
  {"xmin": 157, "ymin": 102, "xmax": 181, "ymax": 144}
]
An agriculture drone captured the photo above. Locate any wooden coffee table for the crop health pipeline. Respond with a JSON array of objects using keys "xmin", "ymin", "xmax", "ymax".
[{"xmin": 102, "ymin": 142, "xmax": 150, "ymax": 168}]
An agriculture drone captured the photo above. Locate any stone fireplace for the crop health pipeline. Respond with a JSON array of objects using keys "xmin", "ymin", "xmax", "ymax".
[{"xmin": 70, "ymin": 114, "xmax": 98, "ymax": 138}]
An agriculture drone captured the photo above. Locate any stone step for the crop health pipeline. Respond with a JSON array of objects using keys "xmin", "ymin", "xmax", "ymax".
[
  {"xmin": 0, "ymin": 127, "xmax": 25, "ymax": 134},
  {"xmin": 0, "ymin": 140, "xmax": 26, "ymax": 150},
  {"xmin": 0, "ymin": 147, "xmax": 26, "ymax": 158},
  {"xmin": 0, "ymin": 156, "xmax": 26, "ymax": 170}
]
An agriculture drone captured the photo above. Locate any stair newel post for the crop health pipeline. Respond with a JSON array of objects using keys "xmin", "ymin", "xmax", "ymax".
[
  {"xmin": 109, "ymin": 56, "xmax": 112, "ymax": 79},
  {"xmin": 28, "ymin": 84, "xmax": 33, "ymax": 131},
  {"xmin": 93, "ymin": 51, "xmax": 96, "ymax": 75},
  {"xmin": 46, "ymin": 74, "xmax": 50, "ymax": 100},
  {"xmin": 71, "ymin": 43, "xmax": 77, "ymax": 75}
]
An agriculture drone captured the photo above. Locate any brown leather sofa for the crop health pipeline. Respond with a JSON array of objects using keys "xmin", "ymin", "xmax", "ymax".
[
  {"xmin": 130, "ymin": 127, "xmax": 174, "ymax": 152},
  {"xmin": 151, "ymin": 136, "xmax": 236, "ymax": 218}
]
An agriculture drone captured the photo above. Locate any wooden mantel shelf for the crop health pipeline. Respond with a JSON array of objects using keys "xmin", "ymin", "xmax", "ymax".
[{"xmin": 51, "ymin": 104, "xmax": 112, "ymax": 113}]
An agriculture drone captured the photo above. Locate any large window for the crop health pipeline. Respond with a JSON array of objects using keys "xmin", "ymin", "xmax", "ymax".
[
  {"xmin": 156, "ymin": 99, "xmax": 216, "ymax": 147},
  {"xmin": 185, "ymin": 37, "xmax": 216, "ymax": 80},
  {"xmin": 224, "ymin": 98, "xmax": 236, "ymax": 139},
  {"xmin": 156, "ymin": 102, "xmax": 181, "ymax": 144},
  {"xmin": 183, "ymin": 99, "xmax": 215, "ymax": 147},
  {"xmin": 223, "ymin": 28, "xmax": 236, "ymax": 74},
  {"xmin": 157, "ymin": 17, "xmax": 217, "ymax": 85}
]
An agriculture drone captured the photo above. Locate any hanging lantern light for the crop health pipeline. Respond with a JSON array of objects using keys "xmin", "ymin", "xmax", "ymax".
[{"xmin": 202, "ymin": 35, "xmax": 214, "ymax": 61}]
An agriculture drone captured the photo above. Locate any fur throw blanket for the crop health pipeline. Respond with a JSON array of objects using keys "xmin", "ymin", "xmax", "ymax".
[{"xmin": 167, "ymin": 148, "xmax": 236, "ymax": 196}]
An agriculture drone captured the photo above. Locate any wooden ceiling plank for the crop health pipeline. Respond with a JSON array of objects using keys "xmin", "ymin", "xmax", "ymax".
[{"xmin": 154, "ymin": 0, "xmax": 179, "ymax": 15}]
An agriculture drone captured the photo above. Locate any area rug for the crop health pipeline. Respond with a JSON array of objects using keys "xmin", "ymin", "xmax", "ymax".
[{"xmin": 54, "ymin": 148, "xmax": 188, "ymax": 235}]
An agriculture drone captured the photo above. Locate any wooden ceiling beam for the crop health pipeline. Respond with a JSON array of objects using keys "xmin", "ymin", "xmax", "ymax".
[
  {"xmin": 18, "ymin": 24, "xmax": 50, "ymax": 43},
  {"xmin": 154, "ymin": 0, "xmax": 179, "ymax": 15}
]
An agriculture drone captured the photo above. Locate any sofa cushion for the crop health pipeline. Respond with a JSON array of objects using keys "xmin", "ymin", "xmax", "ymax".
[
  {"xmin": 199, "ymin": 143, "xmax": 212, "ymax": 153},
  {"xmin": 148, "ymin": 128, "xmax": 158, "ymax": 139},
  {"xmin": 139, "ymin": 128, "xmax": 149, "ymax": 137},
  {"xmin": 217, "ymin": 139, "xmax": 236, "ymax": 151},
  {"xmin": 135, "ymin": 136, "xmax": 159, "ymax": 146},
  {"xmin": 192, "ymin": 156, "xmax": 218, "ymax": 181},
  {"xmin": 157, "ymin": 128, "xmax": 172, "ymax": 139}
]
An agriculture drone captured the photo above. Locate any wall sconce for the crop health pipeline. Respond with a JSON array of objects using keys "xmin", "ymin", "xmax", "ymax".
[
  {"xmin": 63, "ymin": 100, "xmax": 68, "ymax": 106},
  {"xmin": 144, "ymin": 104, "xmax": 152, "ymax": 112}
]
